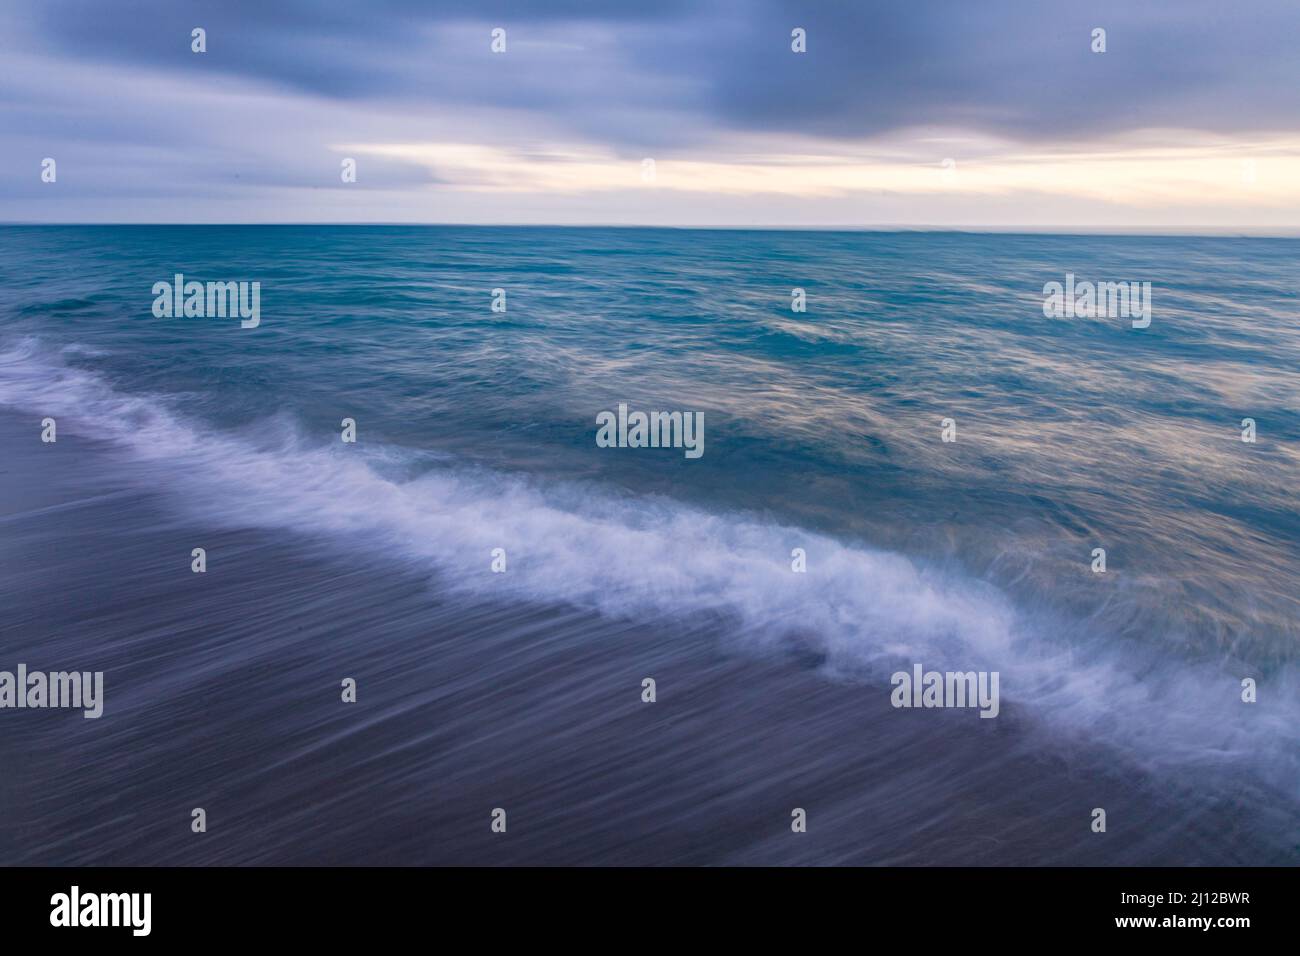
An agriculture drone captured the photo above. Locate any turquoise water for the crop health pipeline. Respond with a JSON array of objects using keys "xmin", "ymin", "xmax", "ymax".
[{"xmin": 1, "ymin": 226, "xmax": 1296, "ymax": 863}]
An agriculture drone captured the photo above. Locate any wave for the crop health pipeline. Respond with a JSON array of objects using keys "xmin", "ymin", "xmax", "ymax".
[{"xmin": 0, "ymin": 338, "xmax": 1295, "ymax": 794}]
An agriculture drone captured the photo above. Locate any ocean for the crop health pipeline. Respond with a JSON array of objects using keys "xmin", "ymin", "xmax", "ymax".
[{"xmin": 0, "ymin": 225, "xmax": 1296, "ymax": 864}]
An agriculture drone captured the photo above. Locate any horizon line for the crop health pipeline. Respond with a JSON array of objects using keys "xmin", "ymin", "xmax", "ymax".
[{"xmin": 3, "ymin": 222, "xmax": 1300, "ymax": 238}]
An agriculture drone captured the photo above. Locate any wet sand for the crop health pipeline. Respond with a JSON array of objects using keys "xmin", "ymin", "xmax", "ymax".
[{"xmin": 0, "ymin": 415, "xmax": 1292, "ymax": 865}]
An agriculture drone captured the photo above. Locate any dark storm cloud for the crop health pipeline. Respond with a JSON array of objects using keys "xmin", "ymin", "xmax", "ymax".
[
  {"xmin": 22, "ymin": 0, "xmax": 695, "ymax": 100},
  {"xmin": 14, "ymin": 0, "xmax": 1300, "ymax": 148},
  {"xmin": 695, "ymin": 0, "xmax": 1300, "ymax": 141}
]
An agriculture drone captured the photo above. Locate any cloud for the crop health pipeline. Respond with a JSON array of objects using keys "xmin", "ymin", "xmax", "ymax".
[
  {"xmin": 18, "ymin": 0, "xmax": 1300, "ymax": 144},
  {"xmin": 3, "ymin": 1, "xmax": 1300, "ymax": 225}
]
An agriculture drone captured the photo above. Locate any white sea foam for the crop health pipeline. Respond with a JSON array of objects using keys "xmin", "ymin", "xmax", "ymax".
[{"xmin": 0, "ymin": 339, "xmax": 1295, "ymax": 791}]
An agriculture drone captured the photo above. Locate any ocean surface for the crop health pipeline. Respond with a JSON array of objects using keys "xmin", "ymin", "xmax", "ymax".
[{"xmin": 0, "ymin": 225, "xmax": 1296, "ymax": 865}]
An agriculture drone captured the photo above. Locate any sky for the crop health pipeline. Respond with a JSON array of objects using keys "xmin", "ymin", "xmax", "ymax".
[{"xmin": 3, "ymin": 0, "xmax": 1300, "ymax": 229}]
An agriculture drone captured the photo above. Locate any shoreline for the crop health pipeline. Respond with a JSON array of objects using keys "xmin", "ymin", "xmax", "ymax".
[{"xmin": 0, "ymin": 414, "xmax": 1293, "ymax": 865}]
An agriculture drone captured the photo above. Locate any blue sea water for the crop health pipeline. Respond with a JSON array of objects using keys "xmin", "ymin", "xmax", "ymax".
[{"xmin": 0, "ymin": 225, "xmax": 1296, "ymax": 864}]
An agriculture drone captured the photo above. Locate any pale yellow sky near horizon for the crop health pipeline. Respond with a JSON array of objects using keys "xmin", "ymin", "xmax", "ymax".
[{"xmin": 344, "ymin": 133, "xmax": 1300, "ymax": 208}]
